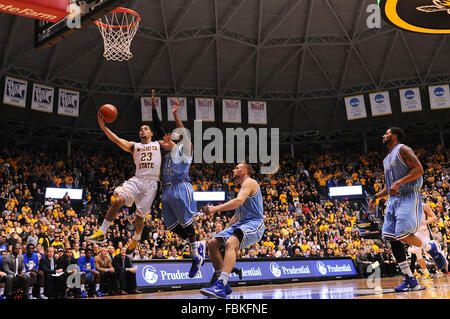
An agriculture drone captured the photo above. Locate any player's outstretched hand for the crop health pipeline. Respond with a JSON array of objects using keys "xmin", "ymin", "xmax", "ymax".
[
  {"xmin": 172, "ymin": 99, "xmax": 179, "ymax": 114},
  {"xmin": 97, "ymin": 111, "xmax": 106, "ymax": 129}
]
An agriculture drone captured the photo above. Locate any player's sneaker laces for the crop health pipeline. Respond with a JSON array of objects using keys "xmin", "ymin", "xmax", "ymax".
[
  {"xmin": 126, "ymin": 239, "xmax": 138, "ymax": 256},
  {"xmin": 427, "ymin": 241, "xmax": 448, "ymax": 271},
  {"xmin": 86, "ymin": 230, "xmax": 105, "ymax": 244},
  {"xmin": 394, "ymin": 274, "xmax": 421, "ymax": 292},
  {"xmin": 80, "ymin": 290, "xmax": 88, "ymax": 298},
  {"xmin": 200, "ymin": 279, "xmax": 229, "ymax": 299}
]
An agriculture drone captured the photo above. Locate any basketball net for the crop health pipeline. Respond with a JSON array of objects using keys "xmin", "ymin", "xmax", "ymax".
[{"xmin": 95, "ymin": 7, "xmax": 140, "ymax": 62}]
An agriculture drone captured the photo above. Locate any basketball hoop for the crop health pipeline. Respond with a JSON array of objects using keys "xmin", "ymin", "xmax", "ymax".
[{"xmin": 95, "ymin": 7, "xmax": 141, "ymax": 61}]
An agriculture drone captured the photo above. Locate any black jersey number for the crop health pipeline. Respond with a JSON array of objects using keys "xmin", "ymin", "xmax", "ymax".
[{"xmin": 141, "ymin": 152, "xmax": 153, "ymax": 162}]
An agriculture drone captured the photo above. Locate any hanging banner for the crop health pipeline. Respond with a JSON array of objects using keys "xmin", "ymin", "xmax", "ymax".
[
  {"xmin": 429, "ymin": 84, "xmax": 450, "ymax": 110},
  {"xmin": 399, "ymin": 87, "xmax": 422, "ymax": 113},
  {"xmin": 141, "ymin": 96, "xmax": 162, "ymax": 122},
  {"xmin": 344, "ymin": 95, "xmax": 367, "ymax": 120},
  {"xmin": 369, "ymin": 91, "xmax": 392, "ymax": 116},
  {"xmin": 167, "ymin": 97, "xmax": 188, "ymax": 122},
  {"xmin": 57, "ymin": 88, "xmax": 79, "ymax": 117},
  {"xmin": 222, "ymin": 99, "xmax": 242, "ymax": 123},
  {"xmin": 31, "ymin": 83, "xmax": 54, "ymax": 113},
  {"xmin": 195, "ymin": 97, "xmax": 215, "ymax": 122},
  {"xmin": 248, "ymin": 101, "xmax": 267, "ymax": 125},
  {"xmin": 3, "ymin": 76, "xmax": 27, "ymax": 108}
]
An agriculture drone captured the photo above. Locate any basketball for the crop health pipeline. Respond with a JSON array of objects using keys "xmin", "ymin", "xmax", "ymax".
[{"xmin": 99, "ymin": 104, "xmax": 118, "ymax": 123}]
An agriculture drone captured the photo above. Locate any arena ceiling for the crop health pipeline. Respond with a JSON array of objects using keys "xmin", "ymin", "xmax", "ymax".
[{"xmin": 0, "ymin": 0, "xmax": 449, "ymax": 146}]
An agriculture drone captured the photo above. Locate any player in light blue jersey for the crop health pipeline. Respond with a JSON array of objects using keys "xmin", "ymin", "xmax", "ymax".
[
  {"xmin": 160, "ymin": 101, "xmax": 205, "ymax": 278},
  {"xmin": 369, "ymin": 127, "xmax": 447, "ymax": 292},
  {"xmin": 200, "ymin": 163, "xmax": 265, "ymax": 298}
]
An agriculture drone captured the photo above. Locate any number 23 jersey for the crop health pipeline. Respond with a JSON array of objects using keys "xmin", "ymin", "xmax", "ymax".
[{"xmin": 133, "ymin": 141, "xmax": 162, "ymax": 179}]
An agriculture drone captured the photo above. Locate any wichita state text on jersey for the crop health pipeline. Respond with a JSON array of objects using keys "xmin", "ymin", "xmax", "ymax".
[{"xmin": 133, "ymin": 141, "xmax": 161, "ymax": 178}]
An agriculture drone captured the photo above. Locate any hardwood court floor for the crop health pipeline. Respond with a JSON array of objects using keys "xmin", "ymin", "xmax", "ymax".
[{"xmin": 104, "ymin": 274, "xmax": 450, "ymax": 299}]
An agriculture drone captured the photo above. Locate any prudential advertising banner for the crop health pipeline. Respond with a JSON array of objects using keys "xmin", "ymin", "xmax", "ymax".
[{"xmin": 134, "ymin": 258, "xmax": 357, "ymax": 290}]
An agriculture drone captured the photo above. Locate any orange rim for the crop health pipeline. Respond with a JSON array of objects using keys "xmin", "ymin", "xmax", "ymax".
[{"xmin": 94, "ymin": 7, "xmax": 141, "ymax": 29}]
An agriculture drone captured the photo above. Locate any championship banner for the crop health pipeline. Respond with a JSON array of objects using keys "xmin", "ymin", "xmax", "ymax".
[
  {"xmin": 195, "ymin": 97, "xmax": 215, "ymax": 122},
  {"xmin": 57, "ymin": 88, "xmax": 79, "ymax": 117},
  {"xmin": 141, "ymin": 96, "xmax": 162, "ymax": 122},
  {"xmin": 378, "ymin": 0, "xmax": 450, "ymax": 34},
  {"xmin": 3, "ymin": 76, "xmax": 27, "ymax": 108},
  {"xmin": 369, "ymin": 91, "xmax": 392, "ymax": 117},
  {"xmin": 31, "ymin": 83, "xmax": 54, "ymax": 113},
  {"xmin": 167, "ymin": 97, "xmax": 188, "ymax": 122},
  {"xmin": 399, "ymin": 87, "xmax": 422, "ymax": 113},
  {"xmin": 344, "ymin": 95, "xmax": 367, "ymax": 120},
  {"xmin": 429, "ymin": 84, "xmax": 450, "ymax": 110},
  {"xmin": 248, "ymin": 101, "xmax": 267, "ymax": 125},
  {"xmin": 222, "ymin": 99, "xmax": 242, "ymax": 123}
]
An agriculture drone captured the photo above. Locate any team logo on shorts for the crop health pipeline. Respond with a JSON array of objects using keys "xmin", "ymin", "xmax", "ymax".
[
  {"xmin": 316, "ymin": 261, "xmax": 328, "ymax": 275},
  {"xmin": 142, "ymin": 265, "xmax": 158, "ymax": 284},
  {"xmin": 269, "ymin": 262, "xmax": 282, "ymax": 278},
  {"xmin": 379, "ymin": 0, "xmax": 450, "ymax": 34}
]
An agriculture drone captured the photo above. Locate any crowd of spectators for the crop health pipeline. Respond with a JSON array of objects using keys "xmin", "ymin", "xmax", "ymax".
[{"xmin": 0, "ymin": 141, "xmax": 448, "ymax": 298}]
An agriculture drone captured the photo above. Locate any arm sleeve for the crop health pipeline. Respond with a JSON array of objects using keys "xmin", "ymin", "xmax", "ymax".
[{"xmin": 152, "ymin": 108, "xmax": 166, "ymax": 141}]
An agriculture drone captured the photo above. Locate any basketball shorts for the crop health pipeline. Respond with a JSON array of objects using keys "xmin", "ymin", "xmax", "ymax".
[
  {"xmin": 114, "ymin": 176, "xmax": 158, "ymax": 219},
  {"xmin": 382, "ymin": 190, "xmax": 422, "ymax": 241},
  {"xmin": 214, "ymin": 219, "xmax": 265, "ymax": 250},
  {"xmin": 161, "ymin": 181, "xmax": 199, "ymax": 230}
]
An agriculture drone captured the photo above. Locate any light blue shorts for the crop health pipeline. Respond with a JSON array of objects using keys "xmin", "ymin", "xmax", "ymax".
[
  {"xmin": 161, "ymin": 181, "xmax": 199, "ymax": 230},
  {"xmin": 214, "ymin": 219, "xmax": 265, "ymax": 250},
  {"xmin": 382, "ymin": 190, "xmax": 422, "ymax": 241}
]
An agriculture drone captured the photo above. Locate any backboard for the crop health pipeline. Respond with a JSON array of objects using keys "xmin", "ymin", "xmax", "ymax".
[{"xmin": 34, "ymin": 0, "xmax": 125, "ymax": 49}]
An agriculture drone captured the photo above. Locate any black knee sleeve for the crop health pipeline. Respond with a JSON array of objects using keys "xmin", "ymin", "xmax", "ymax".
[
  {"xmin": 232, "ymin": 228, "xmax": 244, "ymax": 243},
  {"xmin": 183, "ymin": 224, "xmax": 196, "ymax": 240},
  {"xmin": 171, "ymin": 224, "xmax": 196, "ymax": 240},
  {"xmin": 390, "ymin": 240, "xmax": 407, "ymax": 263}
]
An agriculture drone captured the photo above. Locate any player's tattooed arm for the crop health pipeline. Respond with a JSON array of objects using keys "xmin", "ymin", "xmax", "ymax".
[
  {"xmin": 399, "ymin": 145, "xmax": 424, "ymax": 180},
  {"xmin": 389, "ymin": 145, "xmax": 424, "ymax": 194}
]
